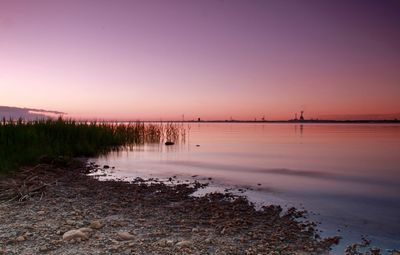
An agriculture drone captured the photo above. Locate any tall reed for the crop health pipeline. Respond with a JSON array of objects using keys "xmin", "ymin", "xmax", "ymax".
[{"xmin": 0, "ymin": 118, "xmax": 185, "ymax": 173}]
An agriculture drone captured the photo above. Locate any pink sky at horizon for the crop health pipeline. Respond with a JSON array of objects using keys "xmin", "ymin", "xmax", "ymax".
[{"xmin": 1, "ymin": 0, "xmax": 399, "ymax": 121}]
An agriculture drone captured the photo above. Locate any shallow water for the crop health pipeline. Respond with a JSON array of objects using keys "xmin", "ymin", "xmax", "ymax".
[{"xmin": 94, "ymin": 123, "xmax": 400, "ymax": 253}]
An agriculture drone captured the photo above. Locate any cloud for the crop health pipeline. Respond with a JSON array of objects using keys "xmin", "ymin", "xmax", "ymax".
[{"xmin": 0, "ymin": 106, "xmax": 66, "ymax": 120}]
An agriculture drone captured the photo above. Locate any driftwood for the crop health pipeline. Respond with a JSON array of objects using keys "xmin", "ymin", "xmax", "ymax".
[
  {"xmin": 0, "ymin": 179, "xmax": 49, "ymax": 203},
  {"xmin": 0, "ymin": 164, "xmax": 58, "ymax": 203}
]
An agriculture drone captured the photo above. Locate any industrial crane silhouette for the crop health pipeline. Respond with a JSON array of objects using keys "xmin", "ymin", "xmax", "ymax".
[{"xmin": 300, "ymin": 111, "xmax": 304, "ymax": 121}]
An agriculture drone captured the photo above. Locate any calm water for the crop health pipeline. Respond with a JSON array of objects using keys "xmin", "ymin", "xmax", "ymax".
[{"xmin": 94, "ymin": 123, "xmax": 400, "ymax": 252}]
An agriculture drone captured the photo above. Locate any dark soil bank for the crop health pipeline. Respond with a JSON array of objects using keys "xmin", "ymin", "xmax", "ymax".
[{"xmin": 0, "ymin": 160, "xmax": 341, "ymax": 254}]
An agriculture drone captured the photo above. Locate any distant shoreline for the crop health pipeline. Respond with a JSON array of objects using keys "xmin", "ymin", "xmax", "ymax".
[
  {"xmin": 101, "ymin": 119, "xmax": 400, "ymax": 124},
  {"xmin": 2, "ymin": 116, "xmax": 399, "ymax": 125}
]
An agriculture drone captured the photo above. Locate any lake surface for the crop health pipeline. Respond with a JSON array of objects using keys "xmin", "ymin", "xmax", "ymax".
[{"xmin": 94, "ymin": 123, "xmax": 400, "ymax": 253}]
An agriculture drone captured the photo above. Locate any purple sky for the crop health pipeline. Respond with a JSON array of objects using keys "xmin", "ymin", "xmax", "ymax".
[{"xmin": 1, "ymin": 0, "xmax": 399, "ymax": 120}]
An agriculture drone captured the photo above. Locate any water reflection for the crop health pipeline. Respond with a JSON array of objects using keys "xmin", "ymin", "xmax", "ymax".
[
  {"xmin": 294, "ymin": 124, "xmax": 304, "ymax": 136},
  {"xmin": 95, "ymin": 123, "xmax": 400, "ymax": 252}
]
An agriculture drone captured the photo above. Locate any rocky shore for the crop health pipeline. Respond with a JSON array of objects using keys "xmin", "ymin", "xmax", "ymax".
[{"xmin": 1, "ymin": 159, "xmax": 343, "ymax": 254}]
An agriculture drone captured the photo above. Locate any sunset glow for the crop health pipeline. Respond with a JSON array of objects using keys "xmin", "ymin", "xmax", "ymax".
[{"xmin": 1, "ymin": 0, "xmax": 399, "ymax": 120}]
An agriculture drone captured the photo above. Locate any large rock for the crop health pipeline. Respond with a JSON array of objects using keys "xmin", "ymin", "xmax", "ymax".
[
  {"xmin": 117, "ymin": 231, "xmax": 135, "ymax": 241},
  {"xmin": 62, "ymin": 228, "xmax": 91, "ymax": 241},
  {"xmin": 78, "ymin": 227, "xmax": 93, "ymax": 233}
]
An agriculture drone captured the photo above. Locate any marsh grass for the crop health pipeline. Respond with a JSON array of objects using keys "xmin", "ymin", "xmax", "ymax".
[{"xmin": 0, "ymin": 118, "xmax": 186, "ymax": 173}]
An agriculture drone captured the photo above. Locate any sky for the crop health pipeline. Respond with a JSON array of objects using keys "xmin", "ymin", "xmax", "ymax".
[{"xmin": 0, "ymin": 0, "xmax": 399, "ymax": 120}]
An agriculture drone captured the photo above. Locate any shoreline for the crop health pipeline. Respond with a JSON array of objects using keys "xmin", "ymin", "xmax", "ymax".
[
  {"xmin": 91, "ymin": 162, "xmax": 400, "ymax": 254},
  {"xmin": 0, "ymin": 159, "xmax": 382, "ymax": 255}
]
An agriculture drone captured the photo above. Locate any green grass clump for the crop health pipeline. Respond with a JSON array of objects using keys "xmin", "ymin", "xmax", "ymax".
[{"xmin": 0, "ymin": 118, "xmax": 185, "ymax": 173}]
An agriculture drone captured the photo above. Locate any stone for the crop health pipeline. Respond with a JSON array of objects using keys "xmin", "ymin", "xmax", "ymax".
[
  {"xmin": 23, "ymin": 231, "xmax": 32, "ymax": 237},
  {"xmin": 78, "ymin": 227, "xmax": 93, "ymax": 233},
  {"xmin": 175, "ymin": 240, "xmax": 192, "ymax": 247},
  {"xmin": 90, "ymin": 220, "xmax": 103, "ymax": 229},
  {"xmin": 65, "ymin": 220, "xmax": 75, "ymax": 225},
  {"xmin": 39, "ymin": 245, "xmax": 48, "ymax": 252},
  {"xmin": 156, "ymin": 239, "xmax": 174, "ymax": 247},
  {"xmin": 156, "ymin": 239, "xmax": 167, "ymax": 247},
  {"xmin": 124, "ymin": 249, "xmax": 132, "ymax": 254},
  {"xmin": 16, "ymin": 236, "xmax": 26, "ymax": 242},
  {"xmin": 62, "ymin": 229, "xmax": 89, "ymax": 241},
  {"xmin": 37, "ymin": 211, "xmax": 46, "ymax": 215},
  {"xmin": 117, "ymin": 231, "xmax": 135, "ymax": 241}
]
